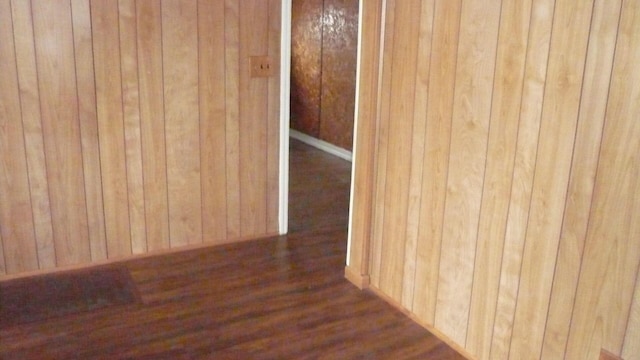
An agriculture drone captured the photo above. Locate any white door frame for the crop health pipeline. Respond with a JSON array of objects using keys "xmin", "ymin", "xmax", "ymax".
[
  {"xmin": 279, "ymin": 1, "xmax": 363, "ymax": 267},
  {"xmin": 278, "ymin": 0, "xmax": 292, "ymax": 235}
]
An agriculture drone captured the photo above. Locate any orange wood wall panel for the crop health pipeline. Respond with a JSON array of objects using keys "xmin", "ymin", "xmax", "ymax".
[
  {"xmin": 350, "ymin": 0, "xmax": 640, "ymax": 359},
  {"xmin": 0, "ymin": 0, "xmax": 280, "ymax": 277},
  {"xmin": 290, "ymin": 0, "xmax": 358, "ymax": 151},
  {"xmin": 318, "ymin": 0, "xmax": 359, "ymax": 150},
  {"xmin": 290, "ymin": 0, "xmax": 323, "ymax": 138}
]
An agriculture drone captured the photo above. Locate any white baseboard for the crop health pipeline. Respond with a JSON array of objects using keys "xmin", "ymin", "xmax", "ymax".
[{"xmin": 290, "ymin": 129, "xmax": 353, "ymax": 162}]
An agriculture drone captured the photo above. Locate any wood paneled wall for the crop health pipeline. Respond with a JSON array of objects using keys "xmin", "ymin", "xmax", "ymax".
[
  {"xmin": 0, "ymin": 0, "xmax": 281, "ymax": 276},
  {"xmin": 349, "ymin": 0, "xmax": 640, "ymax": 359}
]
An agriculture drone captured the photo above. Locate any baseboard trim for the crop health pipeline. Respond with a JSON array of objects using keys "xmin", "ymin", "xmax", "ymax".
[
  {"xmin": 290, "ymin": 129, "xmax": 353, "ymax": 162},
  {"xmin": 344, "ymin": 266, "xmax": 370, "ymax": 290},
  {"xmin": 365, "ymin": 284, "xmax": 478, "ymax": 360}
]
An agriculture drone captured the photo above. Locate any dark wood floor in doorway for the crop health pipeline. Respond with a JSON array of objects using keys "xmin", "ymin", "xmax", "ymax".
[{"xmin": 0, "ymin": 139, "xmax": 465, "ymax": 359}]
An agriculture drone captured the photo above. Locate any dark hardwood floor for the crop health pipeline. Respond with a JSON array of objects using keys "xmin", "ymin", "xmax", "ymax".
[
  {"xmin": 0, "ymin": 139, "xmax": 465, "ymax": 359},
  {"xmin": 288, "ymin": 139, "xmax": 352, "ymax": 232}
]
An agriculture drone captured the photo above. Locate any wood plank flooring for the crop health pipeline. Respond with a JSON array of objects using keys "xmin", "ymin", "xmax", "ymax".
[{"xmin": 0, "ymin": 139, "xmax": 465, "ymax": 359}]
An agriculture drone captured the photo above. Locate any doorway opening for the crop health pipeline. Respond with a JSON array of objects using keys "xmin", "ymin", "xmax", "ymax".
[{"xmin": 280, "ymin": 0, "xmax": 361, "ymax": 241}]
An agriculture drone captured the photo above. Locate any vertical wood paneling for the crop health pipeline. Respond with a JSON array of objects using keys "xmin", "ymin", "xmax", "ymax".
[
  {"xmin": 378, "ymin": 0, "xmax": 422, "ymax": 302},
  {"xmin": 489, "ymin": 0, "xmax": 554, "ymax": 357},
  {"xmin": 541, "ymin": 0, "xmax": 622, "ymax": 357},
  {"xmin": 162, "ymin": 0, "xmax": 202, "ymax": 247},
  {"xmin": 91, "ymin": 0, "xmax": 132, "ymax": 258},
  {"xmin": 565, "ymin": 1, "xmax": 640, "ymax": 357},
  {"xmin": 412, "ymin": 0, "xmax": 461, "ymax": 324},
  {"xmin": 0, "ymin": 0, "xmax": 39, "ymax": 273},
  {"xmin": 199, "ymin": 0, "xmax": 228, "ymax": 243},
  {"xmin": 239, "ymin": 0, "xmax": 269, "ymax": 236},
  {"xmin": 136, "ymin": 0, "xmax": 170, "ymax": 252},
  {"xmin": 318, "ymin": 0, "xmax": 359, "ymax": 150},
  {"xmin": 32, "ymin": 0, "xmax": 91, "ymax": 266},
  {"xmin": 435, "ymin": 0, "xmax": 501, "ymax": 345},
  {"xmin": 509, "ymin": 1, "xmax": 594, "ymax": 356},
  {"xmin": 369, "ymin": 0, "xmax": 397, "ymax": 288},
  {"xmin": 266, "ymin": 0, "xmax": 282, "ymax": 233},
  {"xmin": 0, "ymin": 0, "xmax": 279, "ymax": 277},
  {"xmin": 224, "ymin": 0, "xmax": 242, "ymax": 239},
  {"xmin": 11, "ymin": 0, "xmax": 56, "ymax": 269},
  {"xmin": 290, "ymin": 0, "xmax": 323, "ymax": 138},
  {"xmin": 466, "ymin": 1, "xmax": 532, "ymax": 357},
  {"xmin": 119, "ymin": 0, "xmax": 147, "ymax": 255},
  {"xmin": 402, "ymin": 0, "xmax": 435, "ymax": 310},
  {"xmin": 71, "ymin": 0, "xmax": 108, "ymax": 262},
  {"xmin": 356, "ymin": 0, "xmax": 640, "ymax": 359}
]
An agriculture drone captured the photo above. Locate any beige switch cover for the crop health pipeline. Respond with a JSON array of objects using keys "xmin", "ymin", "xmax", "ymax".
[{"xmin": 251, "ymin": 56, "xmax": 274, "ymax": 77}]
